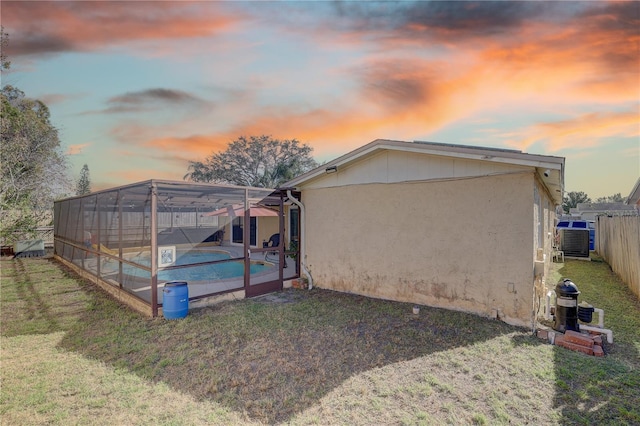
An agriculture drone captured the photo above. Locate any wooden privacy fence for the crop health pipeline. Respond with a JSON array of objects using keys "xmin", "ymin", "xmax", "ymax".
[{"xmin": 596, "ymin": 215, "xmax": 640, "ymax": 298}]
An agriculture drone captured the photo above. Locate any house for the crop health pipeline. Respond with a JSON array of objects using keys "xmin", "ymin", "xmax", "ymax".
[
  {"xmin": 569, "ymin": 202, "xmax": 636, "ymax": 220},
  {"xmin": 626, "ymin": 177, "xmax": 640, "ymax": 214},
  {"xmin": 284, "ymin": 139, "xmax": 565, "ymax": 328}
]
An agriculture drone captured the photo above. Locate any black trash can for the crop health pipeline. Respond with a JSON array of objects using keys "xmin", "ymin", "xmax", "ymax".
[{"xmin": 554, "ymin": 279, "xmax": 580, "ymax": 332}]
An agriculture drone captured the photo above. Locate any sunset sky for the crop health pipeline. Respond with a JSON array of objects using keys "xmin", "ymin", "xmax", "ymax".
[{"xmin": 2, "ymin": 1, "xmax": 638, "ymax": 199}]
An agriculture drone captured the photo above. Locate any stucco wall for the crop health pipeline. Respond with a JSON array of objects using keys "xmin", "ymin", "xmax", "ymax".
[
  {"xmin": 257, "ymin": 216, "xmax": 279, "ymax": 247},
  {"xmin": 302, "ymin": 172, "xmax": 536, "ymax": 327},
  {"xmin": 302, "ymin": 149, "xmax": 529, "ymax": 190},
  {"xmin": 533, "ymin": 177, "xmax": 559, "ymax": 321}
]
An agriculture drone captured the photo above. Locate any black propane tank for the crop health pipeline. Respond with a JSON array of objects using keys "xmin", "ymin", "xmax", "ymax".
[{"xmin": 554, "ymin": 279, "xmax": 580, "ymax": 332}]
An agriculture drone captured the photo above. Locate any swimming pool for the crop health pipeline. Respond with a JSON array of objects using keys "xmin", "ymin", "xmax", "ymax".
[{"xmin": 126, "ymin": 250, "xmax": 273, "ymax": 282}]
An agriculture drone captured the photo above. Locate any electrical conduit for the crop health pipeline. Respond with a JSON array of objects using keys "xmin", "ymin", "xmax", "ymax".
[
  {"xmin": 287, "ymin": 190, "xmax": 313, "ymax": 290},
  {"xmin": 579, "ymin": 307, "xmax": 612, "ymax": 343}
]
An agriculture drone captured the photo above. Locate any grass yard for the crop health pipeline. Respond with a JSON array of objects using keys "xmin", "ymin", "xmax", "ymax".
[{"xmin": 1, "ymin": 254, "xmax": 639, "ymax": 425}]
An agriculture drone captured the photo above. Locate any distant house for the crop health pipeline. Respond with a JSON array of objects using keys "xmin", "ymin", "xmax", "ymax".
[
  {"xmin": 626, "ymin": 177, "xmax": 640, "ymax": 214},
  {"xmin": 285, "ymin": 139, "xmax": 565, "ymax": 328},
  {"xmin": 569, "ymin": 203, "xmax": 636, "ymax": 220}
]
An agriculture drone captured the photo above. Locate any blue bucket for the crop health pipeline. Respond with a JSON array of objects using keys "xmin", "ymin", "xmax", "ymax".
[{"xmin": 162, "ymin": 281, "xmax": 189, "ymax": 319}]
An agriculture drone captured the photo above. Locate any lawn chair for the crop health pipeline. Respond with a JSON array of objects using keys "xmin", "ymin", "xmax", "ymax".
[
  {"xmin": 263, "ymin": 233, "xmax": 287, "ymax": 268},
  {"xmin": 552, "ymin": 245, "xmax": 564, "ymax": 263},
  {"xmin": 207, "ymin": 229, "xmax": 225, "ymax": 245}
]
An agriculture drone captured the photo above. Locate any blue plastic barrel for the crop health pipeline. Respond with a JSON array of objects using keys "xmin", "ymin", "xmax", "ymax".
[{"xmin": 162, "ymin": 282, "xmax": 189, "ymax": 319}]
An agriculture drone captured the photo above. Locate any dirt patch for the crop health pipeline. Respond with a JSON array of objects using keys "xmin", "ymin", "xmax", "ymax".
[{"xmin": 252, "ymin": 288, "xmax": 305, "ymax": 304}]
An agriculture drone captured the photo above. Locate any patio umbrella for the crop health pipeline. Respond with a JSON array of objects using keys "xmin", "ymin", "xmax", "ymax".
[{"xmin": 205, "ymin": 204, "xmax": 279, "ymax": 218}]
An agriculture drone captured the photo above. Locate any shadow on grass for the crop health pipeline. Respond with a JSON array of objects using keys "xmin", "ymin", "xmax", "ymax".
[
  {"xmin": 552, "ymin": 259, "xmax": 640, "ymax": 425},
  {"xmin": 0, "ymin": 256, "xmax": 87, "ymax": 337},
  {"xmin": 12, "ymin": 258, "xmax": 59, "ymax": 327},
  {"xmin": 56, "ymin": 270, "xmax": 520, "ymax": 424}
]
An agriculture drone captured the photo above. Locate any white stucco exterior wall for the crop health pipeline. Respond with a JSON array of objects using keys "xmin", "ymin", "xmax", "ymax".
[
  {"xmin": 301, "ymin": 172, "xmax": 537, "ymax": 327},
  {"xmin": 533, "ymin": 177, "xmax": 561, "ymax": 320}
]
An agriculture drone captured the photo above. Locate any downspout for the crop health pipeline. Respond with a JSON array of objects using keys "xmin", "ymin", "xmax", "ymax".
[{"xmin": 287, "ymin": 190, "xmax": 313, "ymax": 290}]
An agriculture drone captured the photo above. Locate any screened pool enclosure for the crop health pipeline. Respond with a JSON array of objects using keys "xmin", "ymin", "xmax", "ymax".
[{"xmin": 54, "ymin": 180, "xmax": 300, "ymax": 317}]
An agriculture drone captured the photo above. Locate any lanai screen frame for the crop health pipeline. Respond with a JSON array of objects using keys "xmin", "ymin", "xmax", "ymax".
[{"xmin": 54, "ymin": 179, "xmax": 299, "ymax": 317}]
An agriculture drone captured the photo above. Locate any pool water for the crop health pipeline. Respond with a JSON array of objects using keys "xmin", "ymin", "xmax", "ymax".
[
  {"xmin": 127, "ymin": 250, "xmax": 272, "ymax": 282},
  {"xmin": 174, "ymin": 251, "xmax": 231, "ymax": 265}
]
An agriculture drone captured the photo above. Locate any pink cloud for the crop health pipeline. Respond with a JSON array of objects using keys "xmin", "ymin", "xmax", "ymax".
[
  {"xmin": 42, "ymin": 0, "xmax": 636, "ymax": 176},
  {"xmin": 3, "ymin": 2, "xmax": 242, "ymax": 57},
  {"xmin": 38, "ymin": 92, "xmax": 85, "ymax": 105},
  {"xmin": 66, "ymin": 143, "xmax": 91, "ymax": 155}
]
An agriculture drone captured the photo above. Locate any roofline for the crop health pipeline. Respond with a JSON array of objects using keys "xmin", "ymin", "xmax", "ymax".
[
  {"xmin": 284, "ymin": 139, "xmax": 565, "ymax": 188},
  {"xmin": 626, "ymin": 177, "xmax": 640, "ymax": 205},
  {"xmin": 55, "ymin": 179, "xmax": 276, "ymax": 203}
]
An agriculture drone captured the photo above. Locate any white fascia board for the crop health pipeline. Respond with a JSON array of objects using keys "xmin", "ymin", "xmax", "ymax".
[
  {"xmin": 284, "ymin": 141, "xmax": 383, "ymax": 187},
  {"xmin": 380, "ymin": 142, "xmax": 564, "ymax": 171},
  {"xmin": 285, "ymin": 139, "xmax": 565, "ymax": 188}
]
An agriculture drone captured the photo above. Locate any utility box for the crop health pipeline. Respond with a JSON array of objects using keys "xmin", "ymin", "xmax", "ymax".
[
  {"xmin": 13, "ymin": 239, "xmax": 45, "ymax": 258},
  {"xmin": 560, "ymin": 229, "xmax": 589, "ymax": 258}
]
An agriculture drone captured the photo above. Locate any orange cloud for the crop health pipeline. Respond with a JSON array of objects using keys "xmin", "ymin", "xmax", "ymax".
[
  {"xmin": 143, "ymin": 135, "xmax": 230, "ymax": 160},
  {"xmin": 334, "ymin": 1, "xmax": 639, "ymax": 117},
  {"xmin": 506, "ymin": 109, "xmax": 640, "ymax": 152},
  {"xmin": 477, "ymin": 19, "xmax": 639, "ymax": 105},
  {"xmin": 65, "ymin": 0, "xmax": 638, "ymax": 171},
  {"xmin": 124, "ymin": 22, "xmax": 637, "ymax": 163},
  {"xmin": 94, "ymin": 167, "xmax": 180, "ymax": 191}
]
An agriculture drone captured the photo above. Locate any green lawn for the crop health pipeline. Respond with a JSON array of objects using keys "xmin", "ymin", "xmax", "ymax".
[{"xmin": 1, "ymin": 255, "xmax": 639, "ymax": 425}]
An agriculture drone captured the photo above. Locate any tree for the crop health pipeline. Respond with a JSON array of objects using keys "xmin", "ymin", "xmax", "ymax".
[
  {"xmin": 1, "ymin": 32, "xmax": 70, "ymax": 244},
  {"xmin": 76, "ymin": 164, "xmax": 91, "ymax": 195},
  {"xmin": 562, "ymin": 191, "xmax": 591, "ymax": 213},
  {"xmin": 184, "ymin": 135, "xmax": 318, "ymax": 188},
  {"xmin": 1, "ymin": 27, "xmax": 10, "ymax": 71},
  {"xmin": 1, "ymin": 85, "xmax": 70, "ymax": 243},
  {"xmin": 595, "ymin": 193, "xmax": 624, "ymax": 203}
]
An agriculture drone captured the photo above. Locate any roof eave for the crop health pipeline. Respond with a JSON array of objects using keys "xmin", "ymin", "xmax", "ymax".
[
  {"xmin": 626, "ymin": 177, "xmax": 640, "ymax": 205},
  {"xmin": 284, "ymin": 139, "xmax": 565, "ymax": 195}
]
